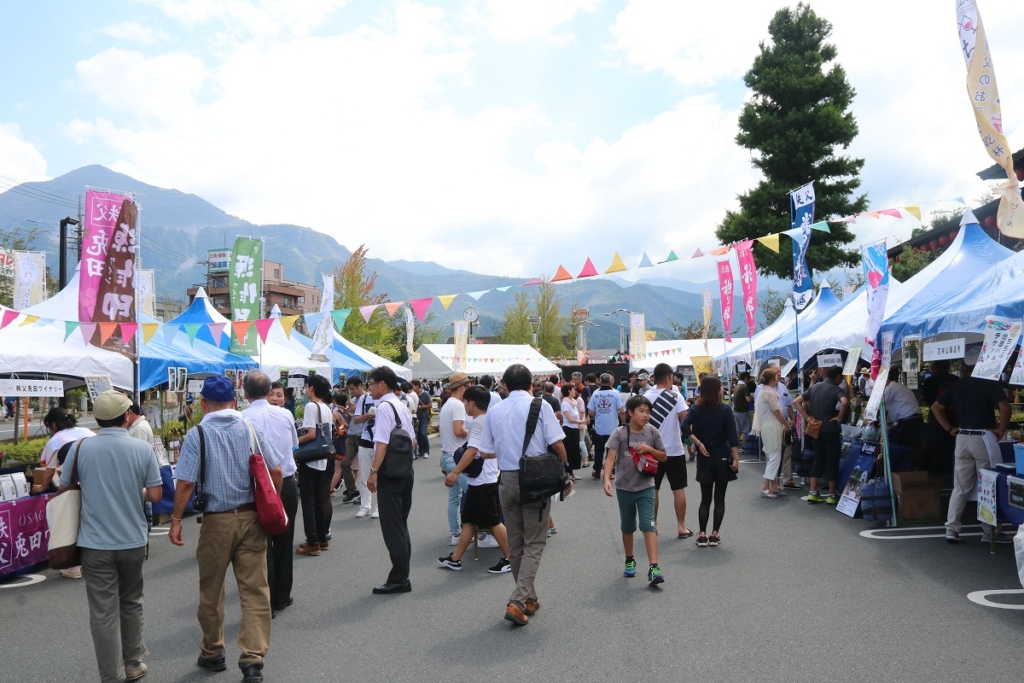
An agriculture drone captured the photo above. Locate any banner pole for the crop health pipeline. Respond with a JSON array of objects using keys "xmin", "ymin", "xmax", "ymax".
[{"xmin": 879, "ymin": 400, "xmax": 898, "ymax": 527}]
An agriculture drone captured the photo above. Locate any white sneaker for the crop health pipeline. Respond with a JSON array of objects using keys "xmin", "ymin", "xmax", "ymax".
[
  {"xmin": 371, "ymin": 509, "xmax": 379, "ymax": 519},
  {"xmin": 449, "ymin": 534, "xmax": 460, "ymax": 546},
  {"xmin": 356, "ymin": 508, "xmax": 369, "ymax": 518},
  {"xmin": 477, "ymin": 533, "xmax": 499, "ymax": 548},
  {"xmin": 60, "ymin": 567, "xmax": 83, "ymax": 580}
]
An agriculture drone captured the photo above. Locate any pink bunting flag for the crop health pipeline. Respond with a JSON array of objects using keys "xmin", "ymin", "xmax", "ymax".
[
  {"xmin": 207, "ymin": 322, "xmax": 226, "ymax": 347},
  {"xmin": 521, "ymin": 277, "xmax": 544, "ymax": 286},
  {"xmin": 878, "ymin": 208, "xmax": 902, "ymax": 218},
  {"xmin": 359, "ymin": 304, "xmax": 378, "ymax": 322},
  {"xmin": 717, "ymin": 260, "xmax": 734, "ymax": 343},
  {"xmin": 0, "ymin": 309, "xmax": 18, "ymax": 330},
  {"xmin": 409, "ymin": 298, "xmax": 433, "ymax": 322},
  {"xmin": 734, "ymin": 240, "xmax": 758, "ymax": 338},
  {"xmin": 79, "ymin": 322, "xmax": 97, "ymax": 345},
  {"xmin": 119, "ymin": 322, "xmax": 139, "ymax": 344},
  {"xmin": 255, "ymin": 318, "xmax": 275, "ymax": 344},
  {"xmin": 691, "ymin": 248, "xmax": 704, "ymax": 258},
  {"xmin": 577, "ymin": 258, "xmax": 599, "ymax": 278}
]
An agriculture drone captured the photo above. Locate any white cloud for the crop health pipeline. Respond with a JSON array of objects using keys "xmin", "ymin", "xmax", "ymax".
[
  {"xmin": 0, "ymin": 123, "xmax": 48, "ymax": 182},
  {"xmin": 472, "ymin": 0, "xmax": 599, "ymax": 44},
  {"xmin": 142, "ymin": 0, "xmax": 348, "ymax": 41},
  {"xmin": 100, "ymin": 21, "xmax": 170, "ymax": 44}
]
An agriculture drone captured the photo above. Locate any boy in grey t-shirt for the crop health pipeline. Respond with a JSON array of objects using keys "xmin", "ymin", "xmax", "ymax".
[{"xmin": 602, "ymin": 395, "xmax": 667, "ymax": 586}]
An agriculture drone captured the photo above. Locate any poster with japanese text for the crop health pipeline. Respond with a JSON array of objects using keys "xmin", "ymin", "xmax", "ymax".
[
  {"xmin": 229, "ymin": 237, "xmax": 263, "ymax": 355},
  {"xmin": 630, "ymin": 312, "xmax": 647, "ymax": 357},
  {"xmin": 91, "ymin": 199, "xmax": 138, "ymax": 358},
  {"xmin": 977, "ymin": 468, "xmax": 998, "ymax": 526},
  {"xmin": 973, "ymin": 315, "xmax": 1021, "ymax": 382}
]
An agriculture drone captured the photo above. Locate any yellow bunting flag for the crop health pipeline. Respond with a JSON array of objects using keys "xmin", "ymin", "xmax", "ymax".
[
  {"xmin": 756, "ymin": 234, "xmax": 780, "ymax": 253},
  {"xmin": 142, "ymin": 323, "xmax": 159, "ymax": 345},
  {"xmin": 18, "ymin": 314, "xmax": 39, "ymax": 327},
  {"xmin": 437, "ymin": 294, "xmax": 458, "ymax": 310},
  {"xmin": 280, "ymin": 315, "xmax": 299, "ymax": 339},
  {"xmin": 903, "ymin": 205, "xmax": 921, "ymax": 220},
  {"xmin": 605, "ymin": 252, "xmax": 628, "ymax": 274}
]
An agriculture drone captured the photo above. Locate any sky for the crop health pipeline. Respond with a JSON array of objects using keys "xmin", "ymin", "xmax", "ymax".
[{"xmin": 2, "ymin": 0, "xmax": 1024, "ymax": 285}]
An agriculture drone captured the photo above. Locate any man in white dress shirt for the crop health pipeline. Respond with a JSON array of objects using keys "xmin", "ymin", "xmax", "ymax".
[{"xmin": 241, "ymin": 371, "xmax": 299, "ymax": 615}]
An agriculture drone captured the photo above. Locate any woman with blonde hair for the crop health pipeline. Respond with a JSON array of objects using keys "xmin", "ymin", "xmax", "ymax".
[{"xmin": 753, "ymin": 368, "xmax": 791, "ymax": 498}]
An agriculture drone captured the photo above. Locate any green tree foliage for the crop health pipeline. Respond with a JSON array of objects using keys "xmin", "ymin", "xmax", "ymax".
[
  {"xmin": 716, "ymin": 3, "xmax": 868, "ymax": 279},
  {"xmin": 891, "ymin": 247, "xmax": 934, "ymax": 283},
  {"xmin": 532, "ymin": 281, "xmax": 569, "ymax": 357},
  {"xmin": 757, "ymin": 289, "xmax": 788, "ymax": 331},
  {"xmin": 671, "ymin": 318, "xmax": 722, "ymax": 340},
  {"xmin": 496, "ymin": 291, "xmax": 533, "ymax": 345},
  {"xmin": 331, "ymin": 245, "xmax": 399, "ymax": 359}
]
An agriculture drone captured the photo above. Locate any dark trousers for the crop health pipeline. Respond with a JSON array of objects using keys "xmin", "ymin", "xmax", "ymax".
[
  {"xmin": 267, "ymin": 475, "xmax": 297, "ymax": 608},
  {"xmin": 810, "ymin": 427, "xmax": 842, "ymax": 483},
  {"xmin": 416, "ymin": 414, "xmax": 431, "ymax": 456},
  {"xmin": 889, "ymin": 416, "xmax": 923, "ymax": 450},
  {"xmin": 377, "ymin": 472, "xmax": 414, "ymax": 585},
  {"xmin": 592, "ymin": 433, "xmax": 610, "ymax": 475},
  {"xmin": 80, "ymin": 546, "xmax": 148, "ymax": 683},
  {"xmin": 298, "ymin": 463, "xmax": 330, "ymax": 545}
]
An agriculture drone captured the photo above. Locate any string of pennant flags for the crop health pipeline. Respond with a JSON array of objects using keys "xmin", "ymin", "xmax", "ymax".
[{"xmin": 0, "ymin": 195, "xmax": 972, "ymax": 349}]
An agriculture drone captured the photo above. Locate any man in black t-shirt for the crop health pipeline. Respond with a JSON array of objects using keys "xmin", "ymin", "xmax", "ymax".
[
  {"xmin": 541, "ymin": 382, "xmax": 562, "ymax": 422},
  {"xmin": 931, "ymin": 359, "xmax": 1010, "ymax": 543},
  {"xmin": 412, "ymin": 379, "xmax": 432, "ymax": 459},
  {"xmin": 794, "ymin": 366, "xmax": 849, "ymax": 505}
]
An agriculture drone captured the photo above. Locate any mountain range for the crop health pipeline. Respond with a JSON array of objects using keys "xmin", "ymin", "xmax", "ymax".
[{"xmin": 0, "ymin": 166, "xmax": 774, "ymax": 349}]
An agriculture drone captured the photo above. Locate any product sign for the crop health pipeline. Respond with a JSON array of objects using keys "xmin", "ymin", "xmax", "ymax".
[
  {"xmin": 923, "ymin": 337, "xmax": 966, "ymax": 361},
  {"xmin": 977, "ymin": 468, "xmax": 998, "ymax": 526},
  {"xmin": 207, "ymin": 249, "xmax": 232, "ymax": 273},
  {"xmin": 842, "ymin": 346, "xmax": 862, "ymax": 377},
  {"xmin": 0, "ymin": 380, "xmax": 63, "ymax": 397},
  {"xmin": 817, "ymin": 353, "xmax": 843, "ymax": 368},
  {"xmin": 0, "ymin": 494, "xmax": 51, "ymax": 576},
  {"xmin": 973, "ymin": 316, "xmax": 1021, "ymax": 382}
]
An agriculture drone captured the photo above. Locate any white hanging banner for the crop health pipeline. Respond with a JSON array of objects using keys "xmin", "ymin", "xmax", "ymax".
[
  {"xmin": 12, "ymin": 251, "xmax": 46, "ymax": 309},
  {"xmin": 973, "ymin": 315, "xmax": 1021, "ymax": 382},
  {"xmin": 452, "ymin": 320, "xmax": 469, "ymax": 372}
]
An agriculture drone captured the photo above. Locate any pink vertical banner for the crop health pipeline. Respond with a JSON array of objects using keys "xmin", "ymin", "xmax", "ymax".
[
  {"xmin": 717, "ymin": 259, "xmax": 734, "ymax": 342},
  {"xmin": 80, "ymin": 189, "xmax": 129, "ymax": 323},
  {"xmin": 734, "ymin": 240, "xmax": 758, "ymax": 337}
]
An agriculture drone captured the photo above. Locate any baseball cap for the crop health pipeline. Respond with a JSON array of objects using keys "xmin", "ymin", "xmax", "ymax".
[
  {"xmin": 201, "ymin": 375, "xmax": 236, "ymax": 402},
  {"xmin": 93, "ymin": 391, "xmax": 132, "ymax": 420}
]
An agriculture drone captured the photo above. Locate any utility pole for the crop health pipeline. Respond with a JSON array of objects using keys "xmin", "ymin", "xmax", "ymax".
[{"xmin": 58, "ymin": 217, "xmax": 80, "ymax": 290}]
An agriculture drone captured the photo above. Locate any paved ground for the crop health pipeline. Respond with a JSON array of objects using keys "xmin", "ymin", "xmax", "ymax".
[{"xmin": 4, "ymin": 441, "xmax": 1023, "ymax": 683}]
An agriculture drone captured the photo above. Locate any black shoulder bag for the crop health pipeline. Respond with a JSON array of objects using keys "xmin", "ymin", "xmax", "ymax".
[
  {"xmin": 192, "ymin": 426, "xmax": 208, "ymax": 513},
  {"xmin": 518, "ymin": 397, "xmax": 569, "ymax": 513},
  {"xmin": 294, "ymin": 402, "xmax": 336, "ymax": 464}
]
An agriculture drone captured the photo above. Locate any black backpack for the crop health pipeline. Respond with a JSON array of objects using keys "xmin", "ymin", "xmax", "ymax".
[{"xmin": 377, "ymin": 403, "xmax": 414, "ymax": 480}]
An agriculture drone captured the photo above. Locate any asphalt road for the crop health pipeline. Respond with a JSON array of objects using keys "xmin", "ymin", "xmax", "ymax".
[{"xmin": 3, "ymin": 441, "xmax": 1023, "ymax": 683}]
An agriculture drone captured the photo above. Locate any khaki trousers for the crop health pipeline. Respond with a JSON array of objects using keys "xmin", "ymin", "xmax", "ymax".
[
  {"xmin": 498, "ymin": 473, "xmax": 551, "ymax": 610},
  {"xmin": 945, "ymin": 433, "xmax": 994, "ymax": 534},
  {"xmin": 195, "ymin": 509, "xmax": 272, "ymax": 667}
]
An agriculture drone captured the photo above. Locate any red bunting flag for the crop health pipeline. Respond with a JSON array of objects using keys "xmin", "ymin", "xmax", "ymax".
[
  {"xmin": 119, "ymin": 322, "xmax": 139, "ymax": 343},
  {"xmin": 409, "ymin": 298, "xmax": 433, "ymax": 322},
  {"xmin": 577, "ymin": 258, "xmax": 599, "ymax": 278}
]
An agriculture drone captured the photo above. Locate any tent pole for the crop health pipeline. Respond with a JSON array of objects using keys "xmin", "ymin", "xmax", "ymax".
[{"xmin": 879, "ymin": 400, "xmax": 898, "ymax": 527}]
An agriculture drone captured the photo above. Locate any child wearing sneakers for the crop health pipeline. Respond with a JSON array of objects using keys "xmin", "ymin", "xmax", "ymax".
[
  {"xmin": 438, "ymin": 386, "xmax": 512, "ymax": 575},
  {"xmin": 603, "ymin": 395, "xmax": 667, "ymax": 586}
]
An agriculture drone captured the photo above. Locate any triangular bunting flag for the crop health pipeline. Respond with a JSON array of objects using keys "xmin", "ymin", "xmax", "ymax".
[
  {"xmin": 756, "ymin": 234, "xmax": 780, "ymax": 253},
  {"xmin": 280, "ymin": 315, "xmax": 299, "ymax": 339},
  {"xmin": 659, "ymin": 251, "xmax": 679, "ymax": 264},
  {"xmin": 330, "ymin": 309, "xmax": 351, "ymax": 333},
  {"xmin": 437, "ymin": 295, "xmax": 458, "ymax": 310},
  {"xmin": 605, "ymin": 252, "xmax": 628, "ymax": 274},
  {"xmin": 861, "ymin": 211, "xmax": 880, "ymax": 219},
  {"xmin": 384, "ymin": 302, "xmax": 405, "ymax": 318},
  {"xmin": 80, "ymin": 322, "xmax": 97, "ymax": 345},
  {"xmin": 410, "ymin": 298, "xmax": 433, "ymax": 322},
  {"xmin": 878, "ymin": 209, "xmax": 902, "ymax": 219},
  {"xmin": 120, "ymin": 322, "xmax": 139, "ymax": 342},
  {"xmin": 33, "ymin": 317, "xmax": 52, "ymax": 327},
  {"xmin": 359, "ymin": 305, "xmax": 378, "ymax": 323},
  {"xmin": 207, "ymin": 322, "xmax": 226, "ymax": 347},
  {"xmin": 708, "ymin": 247, "xmax": 728, "ymax": 256},
  {"xmin": 551, "ymin": 265, "xmax": 573, "ymax": 282},
  {"xmin": 64, "ymin": 320, "xmax": 80, "ymax": 342},
  {"xmin": 184, "ymin": 323, "xmax": 202, "ymax": 347},
  {"xmin": 903, "ymin": 205, "xmax": 922, "ymax": 220},
  {"xmin": 833, "ymin": 216, "xmax": 857, "ymax": 223},
  {"xmin": 98, "ymin": 322, "xmax": 118, "ymax": 345},
  {"xmin": 955, "ymin": 196, "xmax": 967, "ymax": 206},
  {"xmin": 162, "ymin": 322, "xmax": 179, "ymax": 344},
  {"xmin": 638, "ymin": 252, "xmax": 654, "ymax": 268},
  {"xmin": 0, "ymin": 309, "xmax": 18, "ymax": 330},
  {"xmin": 521, "ymin": 278, "xmax": 543, "ymax": 286},
  {"xmin": 577, "ymin": 257, "xmax": 599, "ymax": 278},
  {"xmin": 809, "ymin": 220, "xmax": 830, "ymax": 232},
  {"xmin": 142, "ymin": 323, "xmax": 159, "ymax": 345},
  {"xmin": 495, "ymin": 286, "xmax": 511, "ymax": 292},
  {"xmin": 18, "ymin": 314, "xmax": 38, "ymax": 327},
  {"xmin": 467, "ymin": 290, "xmax": 488, "ymax": 300},
  {"xmin": 691, "ymin": 248, "xmax": 704, "ymax": 258},
  {"xmin": 255, "ymin": 318, "xmax": 275, "ymax": 343},
  {"xmin": 304, "ymin": 312, "xmax": 324, "ymax": 334},
  {"xmin": 232, "ymin": 320, "xmax": 252, "ymax": 346}
]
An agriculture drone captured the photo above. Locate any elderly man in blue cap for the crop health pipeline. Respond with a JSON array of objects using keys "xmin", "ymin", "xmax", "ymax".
[{"xmin": 169, "ymin": 375, "xmax": 285, "ymax": 683}]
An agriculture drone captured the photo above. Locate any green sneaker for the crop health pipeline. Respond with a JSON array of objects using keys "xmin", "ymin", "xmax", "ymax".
[
  {"xmin": 623, "ymin": 559, "xmax": 637, "ymax": 578},
  {"xmin": 807, "ymin": 492, "xmax": 825, "ymax": 504},
  {"xmin": 647, "ymin": 565, "xmax": 664, "ymax": 586},
  {"xmin": 826, "ymin": 494, "xmax": 840, "ymax": 505}
]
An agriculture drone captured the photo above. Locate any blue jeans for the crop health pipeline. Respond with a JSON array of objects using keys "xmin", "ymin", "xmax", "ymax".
[
  {"xmin": 441, "ymin": 451, "xmax": 468, "ymax": 536},
  {"xmin": 416, "ymin": 414, "xmax": 431, "ymax": 456}
]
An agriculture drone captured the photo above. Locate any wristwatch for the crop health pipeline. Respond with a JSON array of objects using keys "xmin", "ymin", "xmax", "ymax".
[{"xmin": 369, "ymin": 467, "xmax": 379, "ymax": 475}]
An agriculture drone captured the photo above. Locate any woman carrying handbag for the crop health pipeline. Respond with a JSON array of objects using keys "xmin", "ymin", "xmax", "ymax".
[{"xmin": 296, "ymin": 375, "xmax": 335, "ymax": 556}]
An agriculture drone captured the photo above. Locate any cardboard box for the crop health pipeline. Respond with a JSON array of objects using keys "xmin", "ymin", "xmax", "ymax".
[
  {"xmin": 893, "ymin": 471, "xmax": 942, "ymax": 520},
  {"xmin": 32, "ymin": 467, "xmax": 47, "ymax": 486}
]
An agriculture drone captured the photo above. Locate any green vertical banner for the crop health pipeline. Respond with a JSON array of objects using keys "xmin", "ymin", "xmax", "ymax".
[{"xmin": 229, "ymin": 237, "xmax": 263, "ymax": 355}]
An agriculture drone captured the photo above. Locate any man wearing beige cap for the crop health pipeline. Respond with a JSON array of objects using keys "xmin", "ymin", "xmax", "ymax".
[
  {"xmin": 440, "ymin": 372, "xmax": 472, "ymax": 544},
  {"xmin": 60, "ymin": 390, "xmax": 163, "ymax": 683}
]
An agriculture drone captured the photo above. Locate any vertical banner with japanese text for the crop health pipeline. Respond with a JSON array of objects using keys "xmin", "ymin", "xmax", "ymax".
[
  {"xmin": 229, "ymin": 237, "xmax": 263, "ymax": 355},
  {"xmin": 80, "ymin": 189, "xmax": 131, "ymax": 324},
  {"xmin": 717, "ymin": 259, "xmax": 734, "ymax": 343},
  {"xmin": 136, "ymin": 269, "xmax": 155, "ymax": 317},
  {"xmin": 12, "ymin": 251, "xmax": 46, "ymax": 308},
  {"xmin": 630, "ymin": 312, "xmax": 647, "ymax": 358},
  {"xmin": 862, "ymin": 241, "xmax": 889, "ymax": 378},
  {"xmin": 310, "ymin": 273, "xmax": 334, "ymax": 361},
  {"xmin": 973, "ymin": 315, "xmax": 1021, "ymax": 381},
  {"xmin": 91, "ymin": 198, "xmax": 138, "ymax": 358},
  {"xmin": 405, "ymin": 306, "xmax": 419, "ymax": 363},
  {"xmin": 789, "ymin": 182, "xmax": 815, "ymax": 310},
  {"xmin": 452, "ymin": 320, "xmax": 469, "ymax": 371},
  {"xmin": 734, "ymin": 240, "xmax": 758, "ymax": 338},
  {"xmin": 956, "ymin": 0, "xmax": 1024, "ymax": 238}
]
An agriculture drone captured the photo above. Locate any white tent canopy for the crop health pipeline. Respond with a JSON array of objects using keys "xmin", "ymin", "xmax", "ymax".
[
  {"xmin": 0, "ymin": 318, "xmax": 135, "ymax": 389},
  {"xmin": 335, "ymin": 332, "xmax": 411, "ymax": 380},
  {"xmin": 262, "ymin": 305, "xmax": 331, "ymax": 380},
  {"xmin": 631, "ymin": 338, "xmax": 750, "ymax": 372},
  {"xmin": 405, "ymin": 344, "xmax": 560, "ymax": 380}
]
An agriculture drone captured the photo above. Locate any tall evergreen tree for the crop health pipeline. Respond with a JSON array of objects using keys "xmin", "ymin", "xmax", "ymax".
[{"xmin": 716, "ymin": 3, "xmax": 867, "ymax": 279}]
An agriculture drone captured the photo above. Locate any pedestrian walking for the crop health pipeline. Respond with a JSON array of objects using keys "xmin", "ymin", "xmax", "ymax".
[
  {"xmin": 439, "ymin": 372, "xmax": 471, "ymax": 545},
  {"xmin": 793, "ymin": 366, "xmax": 849, "ymax": 505},
  {"xmin": 295, "ymin": 374, "xmax": 335, "ymax": 555},
  {"xmin": 587, "ymin": 373, "xmax": 626, "ymax": 481},
  {"xmin": 753, "ymin": 369, "xmax": 790, "ymax": 498}
]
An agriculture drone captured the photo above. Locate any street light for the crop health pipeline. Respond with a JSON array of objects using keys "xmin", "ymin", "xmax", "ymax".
[
  {"xmin": 604, "ymin": 308, "xmax": 635, "ymax": 356},
  {"xmin": 59, "ymin": 217, "xmax": 80, "ymax": 290},
  {"xmin": 527, "ymin": 316, "xmax": 541, "ymax": 349}
]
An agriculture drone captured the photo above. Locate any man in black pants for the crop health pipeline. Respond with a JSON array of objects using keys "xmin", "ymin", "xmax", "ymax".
[
  {"xmin": 794, "ymin": 365, "xmax": 849, "ymax": 505},
  {"xmin": 365, "ymin": 366, "xmax": 417, "ymax": 594},
  {"xmin": 587, "ymin": 373, "xmax": 626, "ymax": 480}
]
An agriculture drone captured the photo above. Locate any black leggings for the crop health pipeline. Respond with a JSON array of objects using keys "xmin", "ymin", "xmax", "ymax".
[{"xmin": 699, "ymin": 481, "xmax": 729, "ymax": 533}]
